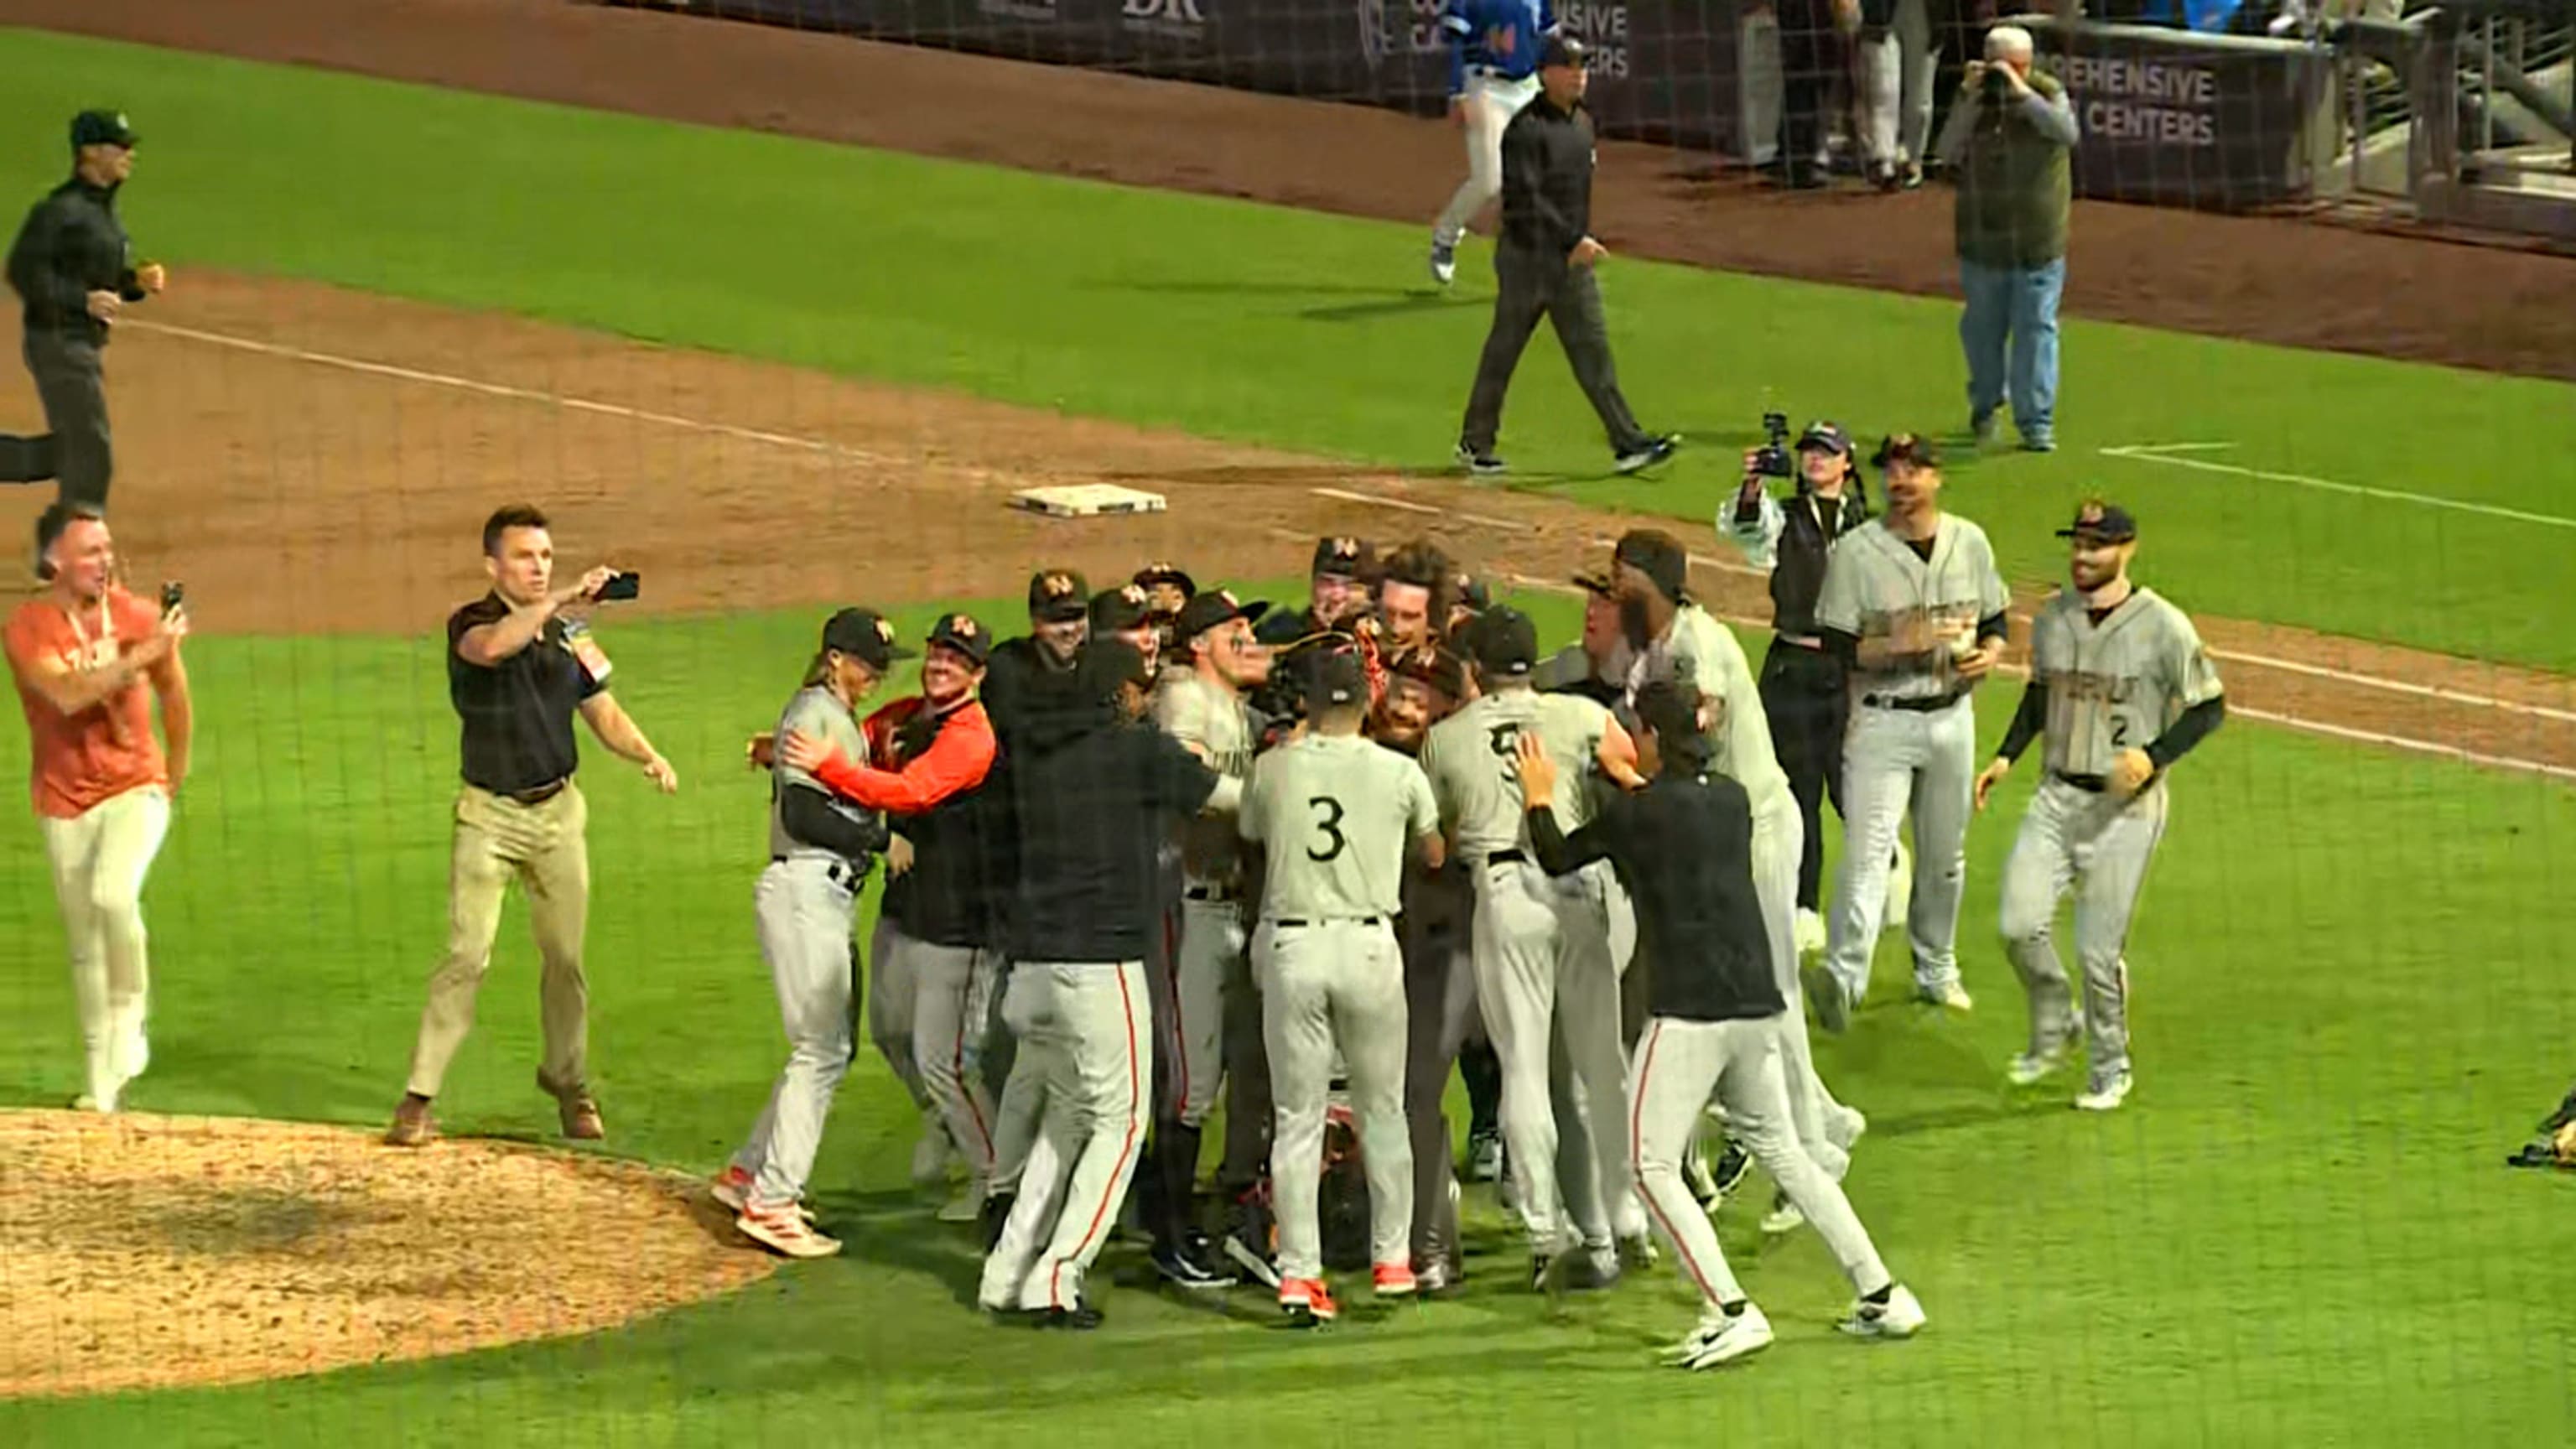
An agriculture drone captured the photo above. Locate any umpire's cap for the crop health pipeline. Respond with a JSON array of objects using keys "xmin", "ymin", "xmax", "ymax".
[
  {"xmin": 1466, "ymin": 605, "xmax": 1540, "ymax": 678},
  {"xmin": 1028, "ymin": 569, "xmax": 1089, "ymax": 624},
  {"xmin": 1540, "ymin": 34, "xmax": 1589, "ymax": 70},
  {"xmin": 822, "ymin": 607, "xmax": 913, "ymax": 673},
  {"xmin": 70, "ymin": 110, "xmax": 137, "ymax": 150},
  {"xmin": 926, "ymin": 612, "xmax": 991, "ymax": 667},
  {"xmin": 2057, "ymin": 500, "xmax": 2138, "ymax": 544}
]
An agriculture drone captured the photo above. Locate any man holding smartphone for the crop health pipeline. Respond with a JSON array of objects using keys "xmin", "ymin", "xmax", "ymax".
[
  {"xmin": 6, "ymin": 501, "xmax": 190, "ymax": 1113},
  {"xmin": 387, "ymin": 504, "xmax": 675, "ymax": 1148}
]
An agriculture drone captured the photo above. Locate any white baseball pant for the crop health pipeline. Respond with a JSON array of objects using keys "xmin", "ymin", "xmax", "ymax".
[
  {"xmin": 1857, "ymin": 0, "xmax": 1936, "ymax": 170},
  {"xmin": 984, "ymin": 962, "xmax": 1047, "ymax": 1200},
  {"xmin": 730, "ymin": 858, "xmax": 860, "ymax": 1209},
  {"xmin": 1750, "ymin": 799, "xmax": 1857, "ymax": 1176},
  {"xmin": 1254, "ymin": 917, "xmax": 1413, "ymax": 1282},
  {"xmin": 42, "ymin": 783, "xmax": 170, "ymax": 1108},
  {"xmin": 1433, "ymin": 71, "xmax": 1543, "ymax": 247},
  {"xmin": 2001, "ymin": 776, "xmax": 2170, "ymax": 1079},
  {"xmin": 1472, "ymin": 855, "xmax": 1644, "ymax": 1254},
  {"xmin": 979, "ymin": 961, "xmax": 1153, "ymax": 1313},
  {"xmin": 1630, "ymin": 1014, "xmax": 1893, "ymax": 1310},
  {"xmin": 1824, "ymin": 696, "xmax": 1979, "ymax": 1001},
  {"xmin": 1156, "ymin": 892, "xmax": 1241, "ymax": 1129}
]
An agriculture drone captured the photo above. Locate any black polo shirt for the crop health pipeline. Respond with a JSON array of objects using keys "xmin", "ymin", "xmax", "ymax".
[{"xmin": 447, "ymin": 594, "xmax": 604, "ymax": 796}]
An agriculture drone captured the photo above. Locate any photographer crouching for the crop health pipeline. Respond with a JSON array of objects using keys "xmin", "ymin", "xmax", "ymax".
[
  {"xmin": 1935, "ymin": 24, "xmax": 2078, "ymax": 454},
  {"xmin": 1720, "ymin": 418, "xmax": 1895, "ymax": 955}
]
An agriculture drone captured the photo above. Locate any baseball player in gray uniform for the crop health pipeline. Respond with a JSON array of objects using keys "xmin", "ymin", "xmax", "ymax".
[
  {"xmin": 714, "ymin": 608, "xmax": 906, "ymax": 1259},
  {"xmin": 1147, "ymin": 588, "xmax": 1271, "ymax": 1286},
  {"xmin": 1421, "ymin": 605, "xmax": 1651, "ymax": 1286},
  {"xmin": 1240, "ymin": 648, "xmax": 1446, "ymax": 1323},
  {"xmin": 1976, "ymin": 501, "xmax": 2224, "ymax": 1111},
  {"xmin": 1807, "ymin": 434, "xmax": 2009, "ymax": 1031},
  {"xmin": 1610, "ymin": 532, "xmax": 1865, "ymax": 1228}
]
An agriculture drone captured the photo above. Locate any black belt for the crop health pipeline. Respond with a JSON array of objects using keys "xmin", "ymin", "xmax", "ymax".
[
  {"xmin": 500, "ymin": 778, "xmax": 569, "ymax": 807},
  {"xmin": 773, "ymin": 854, "xmax": 864, "ymax": 890},
  {"xmin": 1271, "ymin": 917, "xmax": 1383, "ymax": 929},
  {"xmin": 2053, "ymin": 771, "xmax": 2109, "ymax": 794},
  {"xmin": 1861, "ymin": 692, "xmax": 1966, "ymax": 714},
  {"xmin": 1184, "ymin": 886, "xmax": 1238, "ymax": 904},
  {"xmin": 1487, "ymin": 848, "xmax": 1527, "ymax": 866}
]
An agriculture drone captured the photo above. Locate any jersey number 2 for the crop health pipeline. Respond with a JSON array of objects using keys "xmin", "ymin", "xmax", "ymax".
[
  {"xmin": 2111, "ymin": 719, "xmax": 2131, "ymax": 747},
  {"xmin": 1306, "ymin": 795, "xmax": 1348, "ymax": 863}
]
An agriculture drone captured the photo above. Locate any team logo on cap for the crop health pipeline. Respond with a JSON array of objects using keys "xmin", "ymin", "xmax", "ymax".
[
  {"xmin": 1121, "ymin": 584, "xmax": 1148, "ymax": 605},
  {"xmin": 875, "ymin": 616, "xmax": 896, "ymax": 644},
  {"xmin": 2077, "ymin": 501, "xmax": 2106, "ymax": 526},
  {"xmin": 1041, "ymin": 573, "xmax": 1077, "ymax": 599},
  {"xmin": 948, "ymin": 614, "xmax": 978, "ymax": 638}
]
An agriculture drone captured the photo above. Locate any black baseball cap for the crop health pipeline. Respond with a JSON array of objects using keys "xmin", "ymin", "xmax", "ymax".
[
  {"xmin": 70, "ymin": 110, "xmax": 137, "ymax": 149},
  {"xmin": 1027, "ymin": 569, "xmax": 1089, "ymax": 624},
  {"xmin": 1173, "ymin": 588, "xmax": 1270, "ymax": 641},
  {"xmin": 1796, "ymin": 421, "xmax": 1852, "ymax": 456},
  {"xmin": 1311, "ymin": 536, "xmax": 1374, "ymax": 580},
  {"xmin": 1307, "ymin": 648, "xmax": 1368, "ymax": 710},
  {"xmin": 1540, "ymin": 34, "xmax": 1589, "ymax": 70},
  {"xmin": 1089, "ymin": 584, "xmax": 1152, "ymax": 634},
  {"xmin": 926, "ymin": 611, "xmax": 991, "ymax": 667},
  {"xmin": 1467, "ymin": 605, "xmax": 1540, "ymax": 678},
  {"xmin": 1571, "ymin": 569, "xmax": 1615, "ymax": 598},
  {"xmin": 1613, "ymin": 529, "xmax": 1690, "ymax": 605},
  {"xmin": 1394, "ymin": 646, "xmax": 1468, "ymax": 704},
  {"xmin": 1873, "ymin": 433, "xmax": 1940, "ymax": 470},
  {"xmin": 1078, "ymin": 636, "xmax": 1153, "ymax": 703},
  {"xmin": 1133, "ymin": 562, "xmax": 1196, "ymax": 596},
  {"xmin": 822, "ymin": 607, "xmax": 913, "ymax": 672},
  {"xmin": 1453, "ymin": 573, "xmax": 1493, "ymax": 615},
  {"xmin": 2057, "ymin": 500, "xmax": 2138, "ymax": 543}
]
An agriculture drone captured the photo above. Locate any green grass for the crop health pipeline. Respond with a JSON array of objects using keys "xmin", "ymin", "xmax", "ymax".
[
  {"xmin": 3, "ymin": 598, "xmax": 2572, "ymax": 1446},
  {"xmin": 3, "ymin": 29, "xmax": 2573, "ymax": 667}
]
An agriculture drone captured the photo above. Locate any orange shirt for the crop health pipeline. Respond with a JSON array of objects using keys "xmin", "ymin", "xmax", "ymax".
[{"xmin": 5, "ymin": 587, "xmax": 171, "ymax": 819}]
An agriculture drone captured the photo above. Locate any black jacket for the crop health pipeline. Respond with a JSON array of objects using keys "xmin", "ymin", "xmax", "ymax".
[
  {"xmin": 8, "ymin": 177, "xmax": 144, "ymax": 346},
  {"xmin": 1498, "ymin": 93, "xmax": 1594, "ymax": 258},
  {"xmin": 1737, "ymin": 485, "xmax": 1871, "ymax": 639}
]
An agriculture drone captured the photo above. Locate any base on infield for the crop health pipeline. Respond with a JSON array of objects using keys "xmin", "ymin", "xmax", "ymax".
[
  {"xmin": 0, "ymin": 1109, "xmax": 778, "ymax": 1399},
  {"xmin": 1010, "ymin": 481, "xmax": 1168, "ymax": 517}
]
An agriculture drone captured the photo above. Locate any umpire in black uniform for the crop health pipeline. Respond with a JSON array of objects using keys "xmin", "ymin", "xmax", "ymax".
[
  {"xmin": 1454, "ymin": 37, "xmax": 1676, "ymax": 481},
  {"xmin": 3, "ymin": 112, "xmax": 163, "ymax": 519},
  {"xmin": 1721, "ymin": 421, "xmax": 1877, "ymax": 929}
]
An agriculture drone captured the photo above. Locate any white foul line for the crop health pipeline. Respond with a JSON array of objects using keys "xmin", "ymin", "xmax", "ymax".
[
  {"xmin": 2100, "ymin": 442, "xmax": 2576, "ymax": 531},
  {"xmin": 126, "ymin": 319, "xmax": 2576, "ymax": 771}
]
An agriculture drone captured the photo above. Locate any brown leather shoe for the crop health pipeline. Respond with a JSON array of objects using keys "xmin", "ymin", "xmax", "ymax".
[
  {"xmin": 538, "ymin": 1070, "xmax": 605, "ymax": 1140},
  {"xmin": 385, "ymin": 1094, "xmax": 437, "ymax": 1147}
]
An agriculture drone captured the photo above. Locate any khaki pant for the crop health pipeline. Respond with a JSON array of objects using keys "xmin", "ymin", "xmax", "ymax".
[
  {"xmin": 42, "ymin": 784, "xmax": 172, "ymax": 1105},
  {"xmin": 406, "ymin": 782, "xmax": 591, "ymax": 1098}
]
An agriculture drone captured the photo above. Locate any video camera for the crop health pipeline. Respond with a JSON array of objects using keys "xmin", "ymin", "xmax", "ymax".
[{"xmin": 1751, "ymin": 412, "xmax": 1794, "ymax": 480}]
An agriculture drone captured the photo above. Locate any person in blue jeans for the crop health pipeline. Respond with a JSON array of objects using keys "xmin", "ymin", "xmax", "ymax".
[{"xmin": 1935, "ymin": 24, "xmax": 2078, "ymax": 454}]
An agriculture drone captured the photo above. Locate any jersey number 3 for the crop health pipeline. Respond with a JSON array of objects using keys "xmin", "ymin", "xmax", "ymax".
[{"xmin": 1306, "ymin": 795, "xmax": 1348, "ymax": 863}]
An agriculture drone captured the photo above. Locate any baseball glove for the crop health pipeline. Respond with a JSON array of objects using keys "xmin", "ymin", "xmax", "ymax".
[{"xmin": 2504, "ymin": 1085, "xmax": 2576, "ymax": 1171}]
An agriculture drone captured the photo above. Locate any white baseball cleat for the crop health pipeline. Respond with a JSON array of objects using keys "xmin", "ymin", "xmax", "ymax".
[
  {"xmin": 937, "ymin": 1180, "xmax": 987, "ymax": 1223},
  {"xmin": 2075, "ymin": 1070, "xmax": 2134, "ymax": 1113},
  {"xmin": 1667, "ymin": 1303, "xmax": 1775, "ymax": 1369},
  {"xmin": 1882, "ymin": 840, "xmax": 1913, "ymax": 930},
  {"xmin": 1429, "ymin": 237, "xmax": 1458, "ymax": 286},
  {"xmin": 911, "ymin": 1119, "xmax": 954, "ymax": 1187},
  {"xmin": 1803, "ymin": 962, "xmax": 1851, "ymax": 1035},
  {"xmin": 712, "ymin": 1166, "xmax": 817, "ymax": 1223},
  {"xmin": 1839, "ymin": 1283, "xmax": 1926, "ymax": 1340},
  {"xmin": 2008, "ymin": 1046, "xmax": 2073, "ymax": 1087},
  {"xmin": 1794, "ymin": 908, "xmax": 1827, "ymax": 958},
  {"xmin": 1917, "ymin": 980, "xmax": 1973, "ymax": 1012},
  {"xmin": 737, "ymin": 1202, "xmax": 843, "ymax": 1259},
  {"xmin": 1759, "ymin": 1194, "xmax": 1805, "ymax": 1236}
]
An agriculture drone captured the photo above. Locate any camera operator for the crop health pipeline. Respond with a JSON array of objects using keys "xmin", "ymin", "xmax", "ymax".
[
  {"xmin": 1935, "ymin": 23, "xmax": 2078, "ymax": 454},
  {"xmin": 1720, "ymin": 420, "xmax": 1899, "ymax": 955}
]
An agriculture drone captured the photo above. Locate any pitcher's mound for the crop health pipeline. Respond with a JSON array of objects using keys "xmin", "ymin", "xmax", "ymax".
[{"xmin": 0, "ymin": 1109, "xmax": 780, "ymax": 1398}]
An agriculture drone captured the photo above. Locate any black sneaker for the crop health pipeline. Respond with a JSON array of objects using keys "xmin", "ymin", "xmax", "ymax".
[
  {"xmin": 1045, "ymin": 1299, "xmax": 1105, "ymax": 1331},
  {"xmin": 1711, "ymin": 1137, "xmax": 1752, "ymax": 1197},
  {"xmin": 1152, "ymin": 1234, "xmax": 1239, "ymax": 1292},
  {"xmin": 1613, "ymin": 434, "xmax": 1682, "ymax": 475},
  {"xmin": 1455, "ymin": 443, "xmax": 1507, "ymax": 479}
]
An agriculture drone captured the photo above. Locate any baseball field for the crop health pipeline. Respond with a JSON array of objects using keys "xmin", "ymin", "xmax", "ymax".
[{"xmin": 1, "ymin": 1, "xmax": 2572, "ymax": 1443}]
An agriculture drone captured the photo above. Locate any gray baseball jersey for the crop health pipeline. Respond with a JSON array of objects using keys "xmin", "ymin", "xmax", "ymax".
[
  {"xmin": 768, "ymin": 685, "xmax": 871, "ymax": 861},
  {"xmin": 1626, "ymin": 603, "xmax": 1794, "ymax": 818},
  {"xmin": 1815, "ymin": 515, "xmax": 2011, "ymax": 700},
  {"xmin": 2028, "ymin": 585, "xmax": 2224, "ymax": 777},
  {"xmin": 1240, "ymin": 734, "xmax": 1439, "ymax": 921},
  {"xmin": 1155, "ymin": 671, "xmax": 1255, "ymax": 884},
  {"xmin": 1420, "ymin": 687, "xmax": 1612, "ymax": 858}
]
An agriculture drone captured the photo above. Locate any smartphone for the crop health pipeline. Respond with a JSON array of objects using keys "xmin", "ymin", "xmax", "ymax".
[
  {"xmin": 595, "ymin": 572, "xmax": 641, "ymax": 602},
  {"xmin": 160, "ymin": 581, "xmax": 184, "ymax": 614}
]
